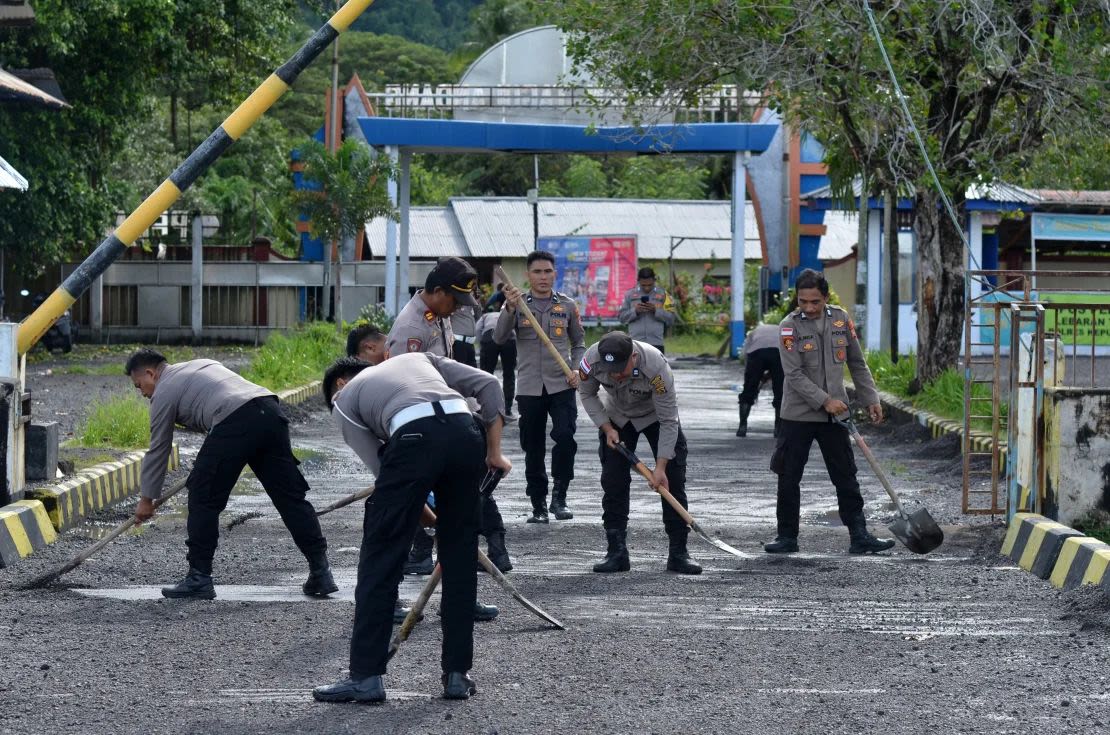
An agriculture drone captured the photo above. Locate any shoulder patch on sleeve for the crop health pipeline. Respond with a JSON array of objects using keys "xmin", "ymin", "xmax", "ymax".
[
  {"xmin": 579, "ymin": 356, "xmax": 591, "ymax": 375},
  {"xmin": 848, "ymin": 319, "xmax": 858, "ymax": 339},
  {"xmin": 406, "ymin": 337, "xmax": 423, "ymax": 352},
  {"xmin": 781, "ymin": 326, "xmax": 795, "ymax": 351},
  {"xmin": 650, "ymin": 375, "xmax": 666, "ymax": 394}
]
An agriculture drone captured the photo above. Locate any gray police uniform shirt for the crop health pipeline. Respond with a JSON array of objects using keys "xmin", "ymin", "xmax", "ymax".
[
  {"xmin": 618, "ymin": 285, "xmax": 676, "ymax": 347},
  {"xmin": 331, "ymin": 352, "xmax": 505, "ymax": 477},
  {"xmin": 577, "ymin": 340, "xmax": 681, "ymax": 460},
  {"xmin": 493, "ymin": 291, "xmax": 585, "ymax": 396},
  {"xmin": 476, "ymin": 311, "xmax": 509, "ymax": 343},
  {"xmin": 141, "ymin": 359, "xmax": 272, "ymax": 499},
  {"xmin": 386, "ymin": 291, "xmax": 454, "ymax": 358},
  {"xmin": 745, "ymin": 323, "xmax": 780, "ymax": 354},
  {"xmin": 778, "ymin": 305, "xmax": 879, "ymax": 422},
  {"xmin": 450, "ymin": 304, "xmax": 481, "ymax": 339}
]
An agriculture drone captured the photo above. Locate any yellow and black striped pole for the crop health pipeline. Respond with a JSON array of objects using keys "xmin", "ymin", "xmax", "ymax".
[{"xmin": 17, "ymin": 0, "xmax": 376, "ymax": 355}]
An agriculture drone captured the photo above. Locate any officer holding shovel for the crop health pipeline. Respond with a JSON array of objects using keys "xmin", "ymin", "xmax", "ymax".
[
  {"xmin": 766, "ymin": 268, "xmax": 894, "ymax": 555},
  {"xmin": 314, "ymin": 352, "xmax": 511, "ymax": 702},
  {"xmin": 577, "ymin": 331, "xmax": 701, "ymax": 575},
  {"xmin": 126, "ymin": 350, "xmax": 335, "ymax": 600}
]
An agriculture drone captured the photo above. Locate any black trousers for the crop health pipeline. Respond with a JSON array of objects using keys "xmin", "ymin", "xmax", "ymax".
[
  {"xmin": 739, "ymin": 347, "xmax": 783, "ymax": 410},
  {"xmin": 185, "ymin": 397, "xmax": 326, "ymax": 573},
  {"xmin": 479, "ymin": 339, "xmax": 516, "ymax": 412},
  {"xmin": 454, "ymin": 340, "xmax": 477, "ymax": 367},
  {"xmin": 771, "ymin": 419, "xmax": 863, "ymax": 538},
  {"xmin": 350, "ymin": 413, "xmax": 485, "ymax": 677},
  {"xmin": 598, "ymin": 421, "xmax": 689, "ymax": 534},
  {"xmin": 517, "ymin": 387, "xmax": 577, "ymax": 499}
]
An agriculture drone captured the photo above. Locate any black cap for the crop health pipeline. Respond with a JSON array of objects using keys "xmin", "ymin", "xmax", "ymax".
[
  {"xmin": 637, "ymin": 266, "xmax": 655, "ymax": 280},
  {"xmin": 426, "ymin": 256, "xmax": 479, "ymax": 306},
  {"xmin": 593, "ymin": 331, "xmax": 634, "ymax": 373}
]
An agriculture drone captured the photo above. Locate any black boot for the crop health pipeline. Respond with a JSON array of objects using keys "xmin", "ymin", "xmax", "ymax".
[
  {"xmin": 592, "ymin": 529, "xmax": 631, "ymax": 573},
  {"xmin": 473, "ymin": 601, "xmax": 499, "ymax": 621},
  {"xmin": 666, "ymin": 532, "xmax": 702, "ymax": 574},
  {"xmin": 736, "ymin": 401, "xmax": 752, "ymax": 437},
  {"xmin": 527, "ymin": 494, "xmax": 549, "ymax": 524},
  {"xmin": 485, "ymin": 531, "xmax": 513, "ymax": 572},
  {"xmin": 404, "ymin": 529, "xmax": 435, "ymax": 575},
  {"xmin": 442, "ymin": 672, "xmax": 478, "ymax": 700},
  {"xmin": 393, "ymin": 600, "xmax": 424, "ymax": 624},
  {"xmin": 303, "ymin": 551, "xmax": 339, "ymax": 597},
  {"xmin": 763, "ymin": 536, "xmax": 799, "ymax": 553},
  {"xmin": 161, "ymin": 567, "xmax": 216, "ymax": 599},
  {"xmin": 549, "ymin": 484, "xmax": 573, "ymax": 520},
  {"xmin": 313, "ymin": 675, "xmax": 386, "ymax": 704},
  {"xmin": 847, "ymin": 517, "xmax": 896, "ymax": 554}
]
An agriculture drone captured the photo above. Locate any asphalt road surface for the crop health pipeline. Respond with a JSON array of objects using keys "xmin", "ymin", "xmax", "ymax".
[{"xmin": 2, "ymin": 357, "xmax": 1107, "ymax": 734}]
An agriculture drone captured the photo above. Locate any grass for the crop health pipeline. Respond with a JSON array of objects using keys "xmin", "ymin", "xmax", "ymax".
[
  {"xmin": 1074, "ymin": 521, "xmax": 1110, "ymax": 546},
  {"xmin": 241, "ymin": 322, "xmax": 345, "ymax": 391},
  {"xmin": 863, "ymin": 351, "xmax": 1006, "ymax": 431},
  {"xmin": 581, "ymin": 325, "xmax": 728, "ymax": 356},
  {"xmin": 74, "ymin": 393, "xmax": 150, "ymax": 449}
]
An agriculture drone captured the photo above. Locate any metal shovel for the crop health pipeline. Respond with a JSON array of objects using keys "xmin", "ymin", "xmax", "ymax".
[{"xmin": 836, "ymin": 416, "xmax": 944, "ymax": 554}]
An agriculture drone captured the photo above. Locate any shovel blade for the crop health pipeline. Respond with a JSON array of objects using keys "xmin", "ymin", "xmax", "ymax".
[{"xmin": 888, "ymin": 508, "xmax": 944, "ymax": 555}]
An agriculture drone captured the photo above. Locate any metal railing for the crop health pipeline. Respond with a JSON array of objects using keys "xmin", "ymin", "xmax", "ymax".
[{"xmin": 962, "ymin": 270, "xmax": 1110, "ymax": 514}]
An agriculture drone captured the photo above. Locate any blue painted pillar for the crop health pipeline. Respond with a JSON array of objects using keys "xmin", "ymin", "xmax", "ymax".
[
  {"xmin": 730, "ymin": 151, "xmax": 748, "ymax": 357},
  {"xmin": 384, "ymin": 145, "xmax": 399, "ymax": 315}
]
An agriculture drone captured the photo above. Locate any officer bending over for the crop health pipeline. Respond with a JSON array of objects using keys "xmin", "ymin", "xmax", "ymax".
[
  {"xmin": 127, "ymin": 350, "xmax": 335, "ymax": 600},
  {"xmin": 737, "ymin": 323, "xmax": 784, "ymax": 437},
  {"xmin": 313, "ymin": 353, "xmax": 511, "ymax": 703},
  {"xmin": 578, "ymin": 331, "xmax": 701, "ymax": 575},
  {"xmin": 766, "ymin": 269, "xmax": 894, "ymax": 555}
]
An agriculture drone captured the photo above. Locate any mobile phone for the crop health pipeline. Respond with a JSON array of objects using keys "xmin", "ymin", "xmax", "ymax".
[{"xmin": 640, "ymin": 295, "xmax": 650, "ymax": 303}]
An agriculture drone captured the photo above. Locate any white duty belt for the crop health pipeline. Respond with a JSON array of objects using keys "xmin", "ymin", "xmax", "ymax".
[
  {"xmin": 388, "ymin": 398, "xmax": 470, "ymax": 436},
  {"xmin": 455, "ymin": 335, "xmax": 476, "ymax": 344}
]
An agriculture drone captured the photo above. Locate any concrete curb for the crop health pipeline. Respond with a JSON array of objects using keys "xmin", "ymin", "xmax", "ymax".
[
  {"xmin": 1002, "ymin": 512, "xmax": 1086, "ymax": 580},
  {"xmin": 277, "ymin": 380, "xmax": 322, "ymax": 408},
  {"xmin": 0, "ymin": 499, "xmax": 58, "ymax": 568},
  {"xmin": 27, "ymin": 445, "xmax": 180, "ymax": 532},
  {"xmin": 871, "ymin": 387, "xmax": 1005, "ymax": 456},
  {"xmin": 1049, "ymin": 536, "xmax": 1110, "ymax": 591}
]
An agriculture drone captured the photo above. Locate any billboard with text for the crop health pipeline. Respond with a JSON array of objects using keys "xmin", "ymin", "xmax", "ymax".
[{"xmin": 538, "ymin": 235, "xmax": 638, "ymax": 320}]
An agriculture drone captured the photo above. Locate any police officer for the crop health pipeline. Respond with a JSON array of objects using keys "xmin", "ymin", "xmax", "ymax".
[
  {"xmin": 126, "ymin": 349, "xmax": 335, "ymax": 600},
  {"xmin": 495, "ymin": 250, "xmax": 585, "ymax": 523},
  {"xmin": 619, "ymin": 266, "xmax": 675, "ymax": 353},
  {"xmin": 766, "ymin": 268, "xmax": 895, "ymax": 555},
  {"xmin": 578, "ymin": 331, "xmax": 701, "ymax": 575},
  {"xmin": 313, "ymin": 353, "xmax": 512, "ymax": 703},
  {"xmin": 737, "ymin": 323, "xmax": 784, "ymax": 437},
  {"xmin": 346, "ymin": 324, "xmax": 387, "ymax": 364},
  {"xmin": 477, "ymin": 305, "xmax": 516, "ymax": 422},
  {"xmin": 386, "ymin": 257, "xmax": 513, "ymax": 576},
  {"xmin": 450, "ymin": 293, "xmax": 482, "ymax": 367}
]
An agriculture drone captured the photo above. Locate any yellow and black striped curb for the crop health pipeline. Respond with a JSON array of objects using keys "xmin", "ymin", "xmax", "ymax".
[
  {"xmin": 868, "ymin": 387, "xmax": 1007, "ymax": 461},
  {"xmin": 1050, "ymin": 536, "xmax": 1110, "ymax": 591},
  {"xmin": 277, "ymin": 380, "xmax": 322, "ymax": 407},
  {"xmin": 0, "ymin": 499, "xmax": 58, "ymax": 568},
  {"xmin": 1002, "ymin": 512, "xmax": 1085, "ymax": 580},
  {"xmin": 27, "ymin": 445, "xmax": 180, "ymax": 532}
]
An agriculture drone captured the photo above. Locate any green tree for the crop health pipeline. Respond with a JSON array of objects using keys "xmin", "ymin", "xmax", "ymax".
[
  {"xmin": 0, "ymin": 0, "xmax": 175, "ymax": 276},
  {"xmin": 290, "ymin": 139, "xmax": 397, "ymax": 242},
  {"xmin": 613, "ymin": 157, "xmax": 706, "ymax": 200},
  {"xmin": 549, "ymin": 0, "xmax": 1110, "ymax": 384},
  {"xmin": 562, "ymin": 155, "xmax": 609, "ymax": 197}
]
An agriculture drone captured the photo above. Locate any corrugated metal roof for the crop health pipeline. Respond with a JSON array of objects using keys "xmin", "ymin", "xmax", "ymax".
[
  {"xmin": 0, "ymin": 65, "xmax": 67, "ymax": 108},
  {"xmin": 1028, "ymin": 189, "xmax": 1110, "ymax": 207},
  {"xmin": 0, "ymin": 2, "xmax": 34, "ymax": 27},
  {"xmin": 363, "ymin": 207, "xmax": 469, "ymax": 259},
  {"xmin": 802, "ymin": 177, "xmax": 1041, "ymax": 204},
  {"xmin": 0, "ymin": 152, "xmax": 27, "ymax": 190},
  {"xmin": 362, "ymin": 197, "xmax": 857, "ymax": 263},
  {"xmin": 819, "ymin": 211, "xmax": 858, "ymax": 261},
  {"xmin": 451, "ymin": 197, "xmax": 762, "ymax": 260}
]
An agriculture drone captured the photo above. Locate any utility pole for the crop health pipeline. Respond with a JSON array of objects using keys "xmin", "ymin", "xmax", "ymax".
[{"xmin": 528, "ymin": 155, "xmax": 540, "ymax": 247}]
